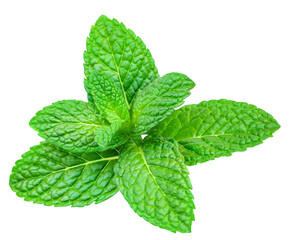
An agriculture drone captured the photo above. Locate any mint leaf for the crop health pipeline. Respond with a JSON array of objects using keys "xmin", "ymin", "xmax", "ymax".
[
  {"xmin": 84, "ymin": 15, "xmax": 159, "ymax": 107},
  {"xmin": 9, "ymin": 14, "xmax": 281, "ymax": 233},
  {"xmin": 29, "ymin": 100, "xmax": 123, "ymax": 152},
  {"xmin": 130, "ymin": 73, "xmax": 195, "ymax": 134},
  {"xmin": 105, "ymin": 131, "xmax": 129, "ymax": 150},
  {"xmin": 149, "ymin": 99, "xmax": 280, "ymax": 165},
  {"xmin": 115, "ymin": 136, "xmax": 195, "ymax": 233},
  {"xmin": 9, "ymin": 142, "xmax": 119, "ymax": 207},
  {"xmin": 89, "ymin": 71, "xmax": 130, "ymax": 124}
]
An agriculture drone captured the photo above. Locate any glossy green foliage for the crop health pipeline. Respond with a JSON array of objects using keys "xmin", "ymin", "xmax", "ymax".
[
  {"xmin": 115, "ymin": 136, "xmax": 195, "ymax": 233},
  {"xmin": 30, "ymin": 100, "xmax": 123, "ymax": 152},
  {"xmin": 10, "ymin": 15, "xmax": 280, "ymax": 234},
  {"xmin": 131, "ymin": 73, "xmax": 195, "ymax": 134},
  {"xmin": 89, "ymin": 70, "xmax": 130, "ymax": 124},
  {"xmin": 9, "ymin": 142, "xmax": 119, "ymax": 207},
  {"xmin": 84, "ymin": 15, "xmax": 159, "ymax": 106},
  {"xmin": 105, "ymin": 131, "xmax": 128, "ymax": 150},
  {"xmin": 150, "ymin": 99, "xmax": 280, "ymax": 165}
]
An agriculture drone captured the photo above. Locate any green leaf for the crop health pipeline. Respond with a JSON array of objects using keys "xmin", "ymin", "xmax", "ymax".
[
  {"xmin": 29, "ymin": 100, "xmax": 123, "ymax": 152},
  {"xmin": 105, "ymin": 131, "xmax": 129, "ymax": 150},
  {"xmin": 115, "ymin": 136, "xmax": 194, "ymax": 233},
  {"xmin": 130, "ymin": 73, "xmax": 195, "ymax": 134},
  {"xmin": 149, "ymin": 99, "xmax": 280, "ymax": 165},
  {"xmin": 9, "ymin": 142, "xmax": 119, "ymax": 207},
  {"xmin": 84, "ymin": 15, "xmax": 159, "ymax": 107},
  {"xmin": 89, "ymin": 70, "xmax": 130, "ymax": 125}
]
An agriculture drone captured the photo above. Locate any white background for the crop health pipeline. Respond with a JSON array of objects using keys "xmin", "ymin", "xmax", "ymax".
[{"xmin": 0, "ymin": 1, "xmax": 289, "ymax": 239}]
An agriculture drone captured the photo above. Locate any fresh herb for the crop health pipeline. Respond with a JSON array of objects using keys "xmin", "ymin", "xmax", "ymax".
[{"xmin": 9, "ymin": 15, "xmax": 280, "ymax": 233}]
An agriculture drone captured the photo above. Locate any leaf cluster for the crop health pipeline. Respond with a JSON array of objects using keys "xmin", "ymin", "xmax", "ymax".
[{"xmin": 9, "ymin": 15, "xmax": 280, "ymax": 233}]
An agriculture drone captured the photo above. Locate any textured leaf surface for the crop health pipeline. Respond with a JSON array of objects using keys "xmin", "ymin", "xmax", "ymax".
[
  {"xmin": 105, "ymin": 131, "xmax": 129, "ymax": 150},
  {"xmin": 149, "ymin": 99, "xmax": 280, "ymax": 165},
  {"xmin": 131, "ymin": 73, "xmax": 195, "ymax": 134},
  {"xmin": 9, "ymin": 142, "xmax": 119, "ymax": 207},
  {"xmin": 89, "ymin": 70, "xmax": 130, "ymax": 124},
  {"xmin": 29, "ymin": 100, "xmax": 122, "ymax": 152},
  {"xmin": 115, "ymin": 136, "xmax": 194, "ymax": 233},
  {"xmin": 84, "ymin": 15, "xmax": 159, "ymax": 107}
]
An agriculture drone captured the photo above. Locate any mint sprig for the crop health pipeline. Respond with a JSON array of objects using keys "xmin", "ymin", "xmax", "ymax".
[{"xmin": 9, "ymin": 15, "xmax": 280, "ymax": 233}]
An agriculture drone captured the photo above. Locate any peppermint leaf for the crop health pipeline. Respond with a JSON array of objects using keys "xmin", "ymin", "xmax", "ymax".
[
  {"xmin": 105, "ymin": 131, "xmax": 129, "ymax": 150},
  {"xmin": 149, "ymin": 99, "xmax": 280, "ymax": 165},
  {"xmin": 115, "ymin": 136, "xmax": 194, "ymax": 233},
  {"xmin": 130, "ymin": 73, "xmax": 195, "ymax": 134},
  {"xmin": 89, "ymin": 71, "xmax": 130, "ymax": 124},
  {"xmin": 84, "ymin": 15, "xmax": 159, "ymax": 107},
  {"xmin": 9, "ymin": 142, "xmax": 119, "ymax": 207},
  {"xmin": 29, "ymin": 100, "xmax": 123, "ymax": 152}
]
